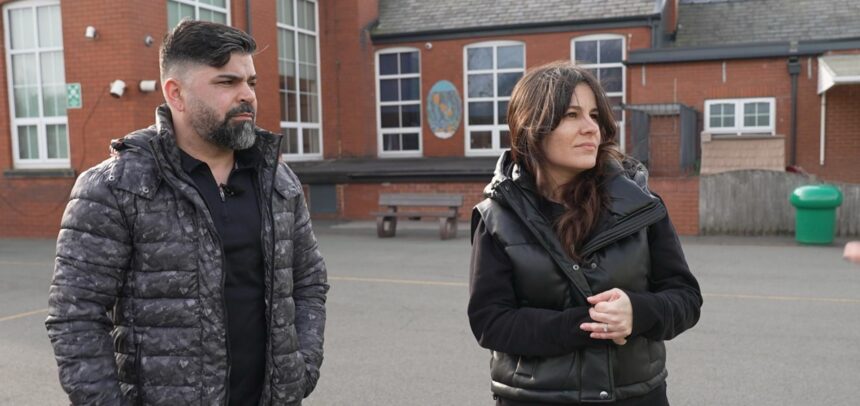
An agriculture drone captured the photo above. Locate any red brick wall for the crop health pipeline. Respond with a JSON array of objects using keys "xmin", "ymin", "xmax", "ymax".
[
  {"xmin": 628, "ymin": 56, "xmax": 858, "ymax": 184},
  {"xmin": 0, "ymin": 0, "xmax": 273, "ymax": 238},
  {"xmin": 820, "ymin": 84, "xmax": 860, "ymax": 183},
  {"xmin": 362, "ymin": 27, "xmax": 653, "ymax": 158},
  {"xmin": 647, "ymin": 116, "xmax": 682, "ymax": 177},
  {"xmin": 649, "ymin": 177, "xmax": 699, "ymax": 235}
]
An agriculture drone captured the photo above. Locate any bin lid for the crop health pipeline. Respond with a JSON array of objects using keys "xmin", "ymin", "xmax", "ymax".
[{"xmin": 790, "ymin": 184, "xmax": 843, "ymax": 208}]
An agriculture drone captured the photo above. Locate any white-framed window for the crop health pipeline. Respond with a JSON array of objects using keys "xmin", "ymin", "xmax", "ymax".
[
  {"xmin": 168, "ymin": 0, "xmax": 230, "ymax": 27},
  {"xmin": 376, "ymin": 47, "xmax": 421, "ymax": 157},
  {"xmin": 464, "ymin": 41, "xmax": 524, "ymax": 156},
  {"xmin": 705, "ymin": 98, "xmax": 775, "ymax": 135},
  {"xmin": 5, "ymin": 0, "xmax": 68, "ymax": 169},
  {"xmin": 278, "ymin": 0, "xmax": 322, "ymax": 160},
  {"xmin": 571, "ymin": 34, "xmax": 626, "ymax": 150}
]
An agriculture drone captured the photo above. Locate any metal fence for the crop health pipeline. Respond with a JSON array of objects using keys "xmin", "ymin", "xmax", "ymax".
[{"xmin": 700, "ymin": 170, "xmax": 860, "ymax": 236}]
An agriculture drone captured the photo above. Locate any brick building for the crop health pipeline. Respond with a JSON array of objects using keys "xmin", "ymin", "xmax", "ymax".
[{"xmin": 1, "ymin": 0, "xmax": 858, "ymax": 238}]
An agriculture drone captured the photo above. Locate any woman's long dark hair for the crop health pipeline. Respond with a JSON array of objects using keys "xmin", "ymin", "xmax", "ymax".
[{"xmin": 507, "ymin": 61, "xmax": 623, "ymax": 260}]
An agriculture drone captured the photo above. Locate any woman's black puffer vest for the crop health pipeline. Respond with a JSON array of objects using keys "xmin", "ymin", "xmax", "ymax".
[{"xmin": 472, "ymin": 151, "xmax": 668, "ymax": 403}]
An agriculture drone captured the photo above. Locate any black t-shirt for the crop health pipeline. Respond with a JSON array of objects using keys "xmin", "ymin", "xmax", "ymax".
[{"xmin": 180, "ymin": 149, "xmax": 266, "ymax": 406}]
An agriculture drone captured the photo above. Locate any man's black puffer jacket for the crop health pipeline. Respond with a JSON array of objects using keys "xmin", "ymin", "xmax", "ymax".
[
  {"xmin": 469, "ymin": 151, "xmax": 701, "ymax": 403},
  {"xmin": 46, "ymin": 105, "xmax": 329, "ymax": 405}
]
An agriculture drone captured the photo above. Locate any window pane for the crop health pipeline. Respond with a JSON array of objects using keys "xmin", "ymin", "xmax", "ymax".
[
  {"xmin": 283, "ymin": 127, "xmax": 299, "ymax": 154},
  {"xmin": 303, "ymin": 128, "xmax": 320, "ymax": 153},
  {"xmin": 402, "ymin": 133, "xmax": 419, "ymax": 150},
  {"xmin": 167, "ymin": 2, "xmax": 195, "ymax": 28},
  {"xmin": 282, "ymin": 59, "xmax": 296, "ymax": 91},
  {"xmin": 497, "ymin": 101, "xmax": 508, "ymax": 125},
  {"xmin": 467, "ymin": 47, "xmax": 492, "ymax": 70},
  {"xmin": 574, "ymin": 41, "xmax": 597, "ymax": 64},
  {"xmin": 297, "ymin": 0, "xmax": 315, "ymax": 31},
  {"xmin": 379, "ymin": 53, "xmax": 398, "ymax": 75},
  {"xmin": 380, "ymin": 79, "xmax": 398, "ymax": 101},
  {"xmin": 41, "ymin": 51, "xmax": 66, "ymax": 117},
  {"xmin": 381, "ymin": 106, "xmax": 399, "ymax": 128},
  {"xmin": 280, "ymin": 91, "xmax": 288, "ymax": 122},
  {"xmin": 608, "ymin": 96, "xmax": 623, "ymax": 122},
  {"xmin": 709, "ymin": 117, "xmax": 721, "ymax": 128},
  {"xmin": 9, "ymin": 8, "xmax": 35, "ymax": 50},
  {"xmin": 286, "ymin": 91, "xmax": 298, "ymax": 121},
  {"xmin": 497, "ymin": 45, "xmax": 523, "ymax": 69},
  {"xmin": 299, "ymin": 63, "xmax": 316, "ymax": 92},
  {"xmin": 470, "ymin": 131, "xmax": 492, "ymax": 149},
  {"xmin": 383, "ymin": 133, "xmax": 401, "ymax": 151},
  {"xmin": 600, "ymin": 67, "xmax": 623, "ymax": 93},
  {"xmin": 400, "ymin": 78, "xmax": 419, "ymax": 101},
  {"xmin": 18, "ymin": 125, "xmax": 39, "ymax": 159},
  {"xmin": 12, "ymin": 54, "xmax": 39, "ymax": 118},
  {"xmin": 298, "ymin": 33, "xmax": 315, "ymax": 63},
  {"xmin": 400, "ymin": 52, "xmax": 419, "ymax": 74},
  {"xmin": 599, "ymin": 39, "xmax": 622, "ymax": 63},
  {"xmin": 47, "ymin": 124, "xmax": 68, "ymax": 159},
  {"xmin": 200, "ymin": 0, "xmax": 227, "ymax": 8},
  {"xmin": 497, "ymin": 72, "xmax": 521, "ymax": 97},
  {"xmin": 277, "ymin": 0, "xmax": 294, "ymax": 25},
  {"xmin": 38, "ymin": 6, "xmax": 62, "ymax": 48},
  {"xmin": 401, "ymin": 104, "xmax": 420, "ymax": 127},
  {"xmin": 211, "ymin": 11, "xmax": 227, "ymax": 24},
  {"xmin": 468, "ymin": 102, "xmax": 493, "ymax": 125},
  {"xmin": 468, "ymin": 74, "xmax": 493, "ymax": 98},
  {"xmin": 723, "ymin": 116, "xmax": 735, "ymax": 127},
  {"xmin": 499, "ymin": 130, "xmax": 511, "ymax": 149}
]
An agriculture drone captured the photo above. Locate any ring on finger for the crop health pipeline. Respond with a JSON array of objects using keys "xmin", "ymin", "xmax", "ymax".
[{"xmin": 602, "ymin": 324, "xmax": 608, "ymax": 333}]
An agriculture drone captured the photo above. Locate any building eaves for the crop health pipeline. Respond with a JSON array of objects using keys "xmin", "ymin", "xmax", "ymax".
[{"xmin": 372, "ymin": 0, "xmax": 661, "ymax": 42}]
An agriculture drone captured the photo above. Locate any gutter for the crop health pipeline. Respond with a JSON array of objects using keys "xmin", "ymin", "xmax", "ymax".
[
  {"xmin": 246, "ymin": 0, "xmax": 252, "ymax": 34},
  {"xmin": 787, "ymin": 57, "xmax": 801, "ymax": 166},
  {"xmin": 627, "ymin": 36, "xmax": 860, "ymax": 64}
]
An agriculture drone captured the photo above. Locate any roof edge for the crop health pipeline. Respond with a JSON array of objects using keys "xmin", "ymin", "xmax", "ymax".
[
  {"xmin": 627, "ymin": 36, "xmax": 860, "ymax": 64},
  {"xmin": 371, "ymin": 14, "xmax": 660, "ymax": 44}
]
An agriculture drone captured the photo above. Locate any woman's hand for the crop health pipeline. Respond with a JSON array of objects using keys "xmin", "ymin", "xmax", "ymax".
[{"xmin": 580, "ymin": 288, "xmax": 633, "ymax": 345}]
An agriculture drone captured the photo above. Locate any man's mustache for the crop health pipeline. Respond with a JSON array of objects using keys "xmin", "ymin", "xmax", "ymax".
[{"xmin": 226, "ymin": 103, "xmax": 255, "ymax": 120}]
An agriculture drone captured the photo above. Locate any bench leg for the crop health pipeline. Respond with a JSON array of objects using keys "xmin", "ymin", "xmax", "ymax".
[
  {"xmin": 377, "ymin": 216, "xmax": 397, "ymax": 238},
  {"xmin": 439, "ymin": 217, "xmax": 457, "ymax": 240}
]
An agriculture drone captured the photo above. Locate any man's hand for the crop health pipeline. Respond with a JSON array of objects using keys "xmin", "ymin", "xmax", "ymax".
[
  {"xmin": 580, "ymin": 288, "xmax": 633, "ymax": 346},
  {"xmin": 844, "ymin": 241, "xmax": 860, "ymax": 264}
]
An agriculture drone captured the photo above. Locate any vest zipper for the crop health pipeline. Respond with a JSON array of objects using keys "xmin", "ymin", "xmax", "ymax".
[{"xmin": 579, "ymin": 202, "xmax": 667, "ymax": 259}]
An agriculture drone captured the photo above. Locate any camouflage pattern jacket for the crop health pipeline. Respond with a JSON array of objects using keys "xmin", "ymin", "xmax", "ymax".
[{"xmin": 46, "ymin": 105, "xmax": 329, "ymax": 405}]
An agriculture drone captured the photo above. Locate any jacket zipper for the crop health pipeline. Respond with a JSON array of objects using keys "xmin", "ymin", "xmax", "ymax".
[
  {"xmin": 148, "ymin": 138, "xmax": 232, "ymax": 405},
  {"xmin": 267, "ymin": 136, "xmax": 283, "ymax": 404},
  {"xmin": 579, "ymin": 202, "xmax": 666, "ymax": 259}
]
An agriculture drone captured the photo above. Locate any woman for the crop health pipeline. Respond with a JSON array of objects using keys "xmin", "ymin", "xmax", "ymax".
[{"xmin": 468, "ymin": 61, "xmax": 702, "ymax": 405}]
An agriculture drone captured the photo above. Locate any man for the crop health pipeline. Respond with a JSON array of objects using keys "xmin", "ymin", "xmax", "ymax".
[
  {"xmin": 46, "ymin": 20, "xmax": 328, "ymax": 405},
  {"xmin": 846, "ymin": 241, "xmax": 860, "ymax": 264}
]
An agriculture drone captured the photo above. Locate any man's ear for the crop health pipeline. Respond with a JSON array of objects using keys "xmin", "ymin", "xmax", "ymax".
[{"xmin": 162, "ymin": 77, "xmax": 185, "ymax": 112}]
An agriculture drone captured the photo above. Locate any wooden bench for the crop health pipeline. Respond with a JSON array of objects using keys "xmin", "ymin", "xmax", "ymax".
[{"xmin": 372, "ymin": 193, "xmax": 464, "ymax": 239}]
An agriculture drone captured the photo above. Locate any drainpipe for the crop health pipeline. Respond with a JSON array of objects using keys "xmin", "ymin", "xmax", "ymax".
[
  {"xmin": 246, "ymin": 0, "xmax": 252, "ymax": 34},
  {"xmin": 787, "ymin": 56, "xmax": 801, "ymax": 166}
]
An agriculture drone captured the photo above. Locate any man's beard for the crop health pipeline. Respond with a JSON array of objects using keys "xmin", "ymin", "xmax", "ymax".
[{"xmin": 188, "ymin": 100, "xmax": 257, "ymax": 150}]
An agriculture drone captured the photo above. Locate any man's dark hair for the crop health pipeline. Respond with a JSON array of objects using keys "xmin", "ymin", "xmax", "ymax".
[{"xmin": 160, "ymin": 19, "xmax": 256, "ymax": 80}]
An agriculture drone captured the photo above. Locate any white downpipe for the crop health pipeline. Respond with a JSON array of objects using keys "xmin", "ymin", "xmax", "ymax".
[{"xmin": 820, "ymin": 92, "xmax": 827, "ymax": 166}]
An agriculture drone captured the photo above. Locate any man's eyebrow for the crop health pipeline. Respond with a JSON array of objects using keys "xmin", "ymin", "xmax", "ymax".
[{"xmin": 212, "ymin": 73, "xmax": 256, "ymax": 81}]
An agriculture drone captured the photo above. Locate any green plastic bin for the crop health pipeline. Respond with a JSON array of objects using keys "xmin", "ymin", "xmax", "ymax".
[{"xmin": 789, "ymin": 184, "xmax": 843, "ymax": 244}]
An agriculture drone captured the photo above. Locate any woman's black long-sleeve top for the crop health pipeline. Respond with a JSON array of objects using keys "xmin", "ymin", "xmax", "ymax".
[{"xmin": 468, "ymin": 201, "xmax": 701, "ymax": 358}]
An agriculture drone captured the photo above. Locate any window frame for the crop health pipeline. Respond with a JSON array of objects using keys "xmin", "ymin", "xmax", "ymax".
[
  {"xmin": 4, "ymin": 0, "xmax": 69, "ymax": 169},
  {"xmin": 277, "ymin": 0, "xmax": 323, "ymax": 161},
  {"xmin": 704, "ymin": 97, "xmax": 776, "ymax": 135},
  {"xmin": 167, "ymin": 0, "xmax": 231, "ymax": 26},
  {"xmin": 375, "ymin": 46, "xmax": 423, "ymax": 158},
  {"xmin": 571, "ymin": 33, "xmax": 626, "ymax": 151},
  {"xmin": 463, "ymin": 40, "xmax": 525, "ymax": 157}
]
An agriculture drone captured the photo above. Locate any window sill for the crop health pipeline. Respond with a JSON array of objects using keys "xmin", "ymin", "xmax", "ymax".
[{"xmin": 4, "ymin": 168, "xmax": 76, "ymax": 179}]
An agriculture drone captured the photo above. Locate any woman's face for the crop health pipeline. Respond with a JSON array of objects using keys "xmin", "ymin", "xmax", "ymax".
[{"xmin": 540, "ymin": 83, "xmax": 601, "ymax": 186}]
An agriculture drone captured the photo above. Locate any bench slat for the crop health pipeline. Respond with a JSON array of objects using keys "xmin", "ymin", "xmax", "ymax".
[
  {"xmin": 379, "ymin": 193, "xmax": 463, "ymax": 207},
  {"xmin": 372, "ymin": 210, "xmax": 457, "ymax": 218}
]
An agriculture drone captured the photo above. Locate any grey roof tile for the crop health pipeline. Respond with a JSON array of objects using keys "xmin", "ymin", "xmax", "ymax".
[
  {"xmin": 674, "ymin": 0, "xmax": 860, "ymax": 47},
  {"xmin": 374, "ymin": 0, "xmax": 659, "ymax": 36}
]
